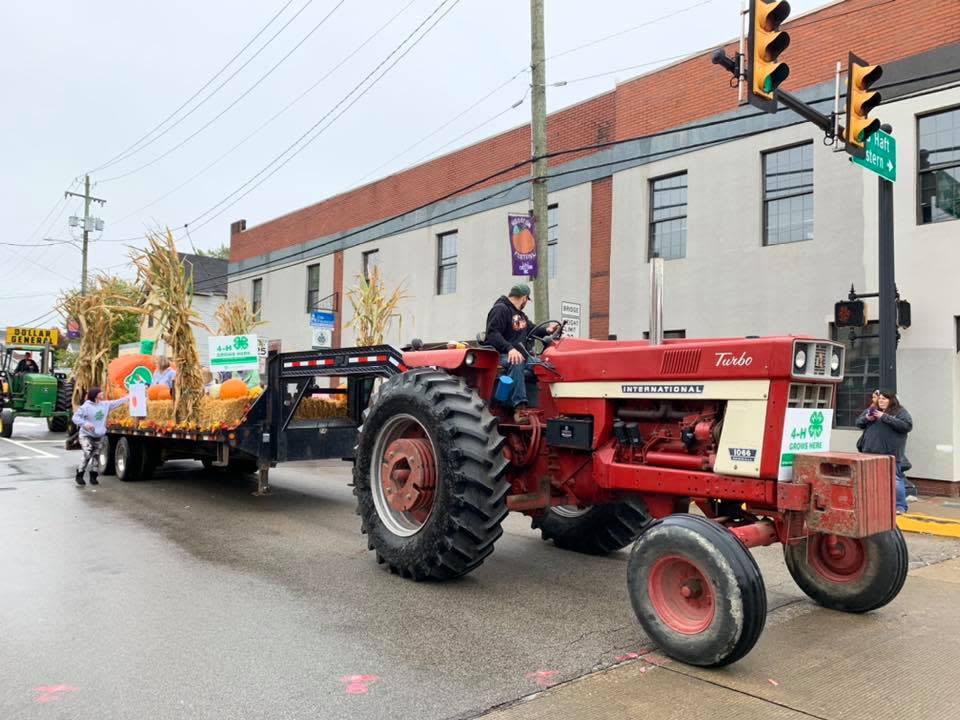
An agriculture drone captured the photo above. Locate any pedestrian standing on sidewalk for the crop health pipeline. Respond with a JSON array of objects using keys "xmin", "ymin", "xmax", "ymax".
[
  {"xmin": 71, "ymin": 387, "xmax": 130, "ymax": 486},
  {"xmin": 855, "ymin": 389, "xmax": 913, "ymax": 514}
]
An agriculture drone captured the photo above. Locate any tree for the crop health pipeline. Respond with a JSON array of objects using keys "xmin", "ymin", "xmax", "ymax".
[{"xmin": 196, "ymin": 244, "xmax": 230, "ymax": 260}]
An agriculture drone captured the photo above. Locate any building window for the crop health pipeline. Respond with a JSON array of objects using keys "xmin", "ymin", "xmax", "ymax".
[
  {"xmin": 437, "ymin": 231, "xmax": 458, "ymax": 295},
  {"xmin": 918, "ymin": 106, "xmax": 960, "ymax": 224},
  {"xmin": 831, "ymin": 321, "xmax": 879, "ymax": 428},
  {"xmin": 147, "ymin": 316, "xmax": 154, "ymax": 329},
  {"xmin": 763, "ymin": 143, "xmax": 813, "ymax": 246},
  {"xmin": 649, "ymin": 173, "xmax": 687, "ymax": 260},
  {"xmin": 251, "ymin": 278, "xmax": 262, "ymax": 320},
  {"xmin": 547, "ymin": 204, "xmax": 559, "ymax": 280},
  {"xmin": 362, "ymin": 249, "xmax": 380, "ymax": 281},
  {"xmin": 306, "ymin": 264, "xmax": 320, "ymax": 311}
]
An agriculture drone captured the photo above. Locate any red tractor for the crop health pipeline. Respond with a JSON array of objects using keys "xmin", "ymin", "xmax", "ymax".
[{"xmin": 352, "ymin": 328, "xmax": 906, "ymax": 667}]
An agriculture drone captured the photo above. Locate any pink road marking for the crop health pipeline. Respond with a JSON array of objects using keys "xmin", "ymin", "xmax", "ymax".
[
  {"xmin": 33, "ymin": 685, "xmax": 79, "ymax": 703},
  {"xmin": 340, "ymin": 675, "xmax": 379, "ymax": 695},
  {"xmin": 525, "ymin": 670, "xmax": 560, "ymax": 688}
]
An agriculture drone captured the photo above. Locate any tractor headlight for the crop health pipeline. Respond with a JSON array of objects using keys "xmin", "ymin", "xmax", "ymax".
[
  {"xmin": 830, "ymin": 351, "xmax": 841, "ymax": 372},
  {"xmin": 465, "ymin": 351, "xmax": 476, "ymax": 366},
  {"xmin": 794, "ymin": 348, "xmax": 807, "ymax": 370}
]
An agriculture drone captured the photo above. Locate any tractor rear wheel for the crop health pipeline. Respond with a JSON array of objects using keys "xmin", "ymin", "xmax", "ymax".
[
  {"xmin": 353, "ymin": 368, "xmax": 509, "ymax": 581},
  {"xmin": 532, "ymin": 501, "xmax": 651, "ymax": 555},
  {"xmin": 98, "ymin": 436, "xmax": 116, "ymax": 476},
  {"xmin": 115, "ymin": 437, "xmax": 145, "ymax": 482},
  {"xmin": 47, "ymin": 380, "xmax": 73, "ymax": 432},
  {"xmin": 627, "ymin": 514, "xmax": 767, "ymax": 667},
  {"xmin": 784, "ymin": 529, "xmax": 908, "ymax": 613},
  {"xmin": 0, "ymin": 409, "xmax": 13, "ymax": 439}
]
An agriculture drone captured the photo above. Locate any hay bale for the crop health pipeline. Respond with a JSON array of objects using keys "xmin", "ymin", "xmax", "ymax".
[{"xmin": 295, "ymin": 397, "xmax": 350, "ymax": 421}]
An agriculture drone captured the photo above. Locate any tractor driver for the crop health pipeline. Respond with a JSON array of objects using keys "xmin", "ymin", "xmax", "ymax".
[
  {"xmin": 15, "ymin": 351, "xmax": 40, "ymax": 374},
  {"xmin": 484, "ymin": 283, "xmax": 557, "ymax": 424}
]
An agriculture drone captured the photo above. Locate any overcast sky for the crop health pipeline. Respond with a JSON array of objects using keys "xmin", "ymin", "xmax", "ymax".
[{"xmin": 1, "ymin": 0, "xmax": 829, "ymax": 327}]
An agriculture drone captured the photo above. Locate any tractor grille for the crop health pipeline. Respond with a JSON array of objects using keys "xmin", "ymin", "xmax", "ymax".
[
  {"xmin": 660, "ymin": 348, "xmax": 701, "ymax": 375},
  {"xmin": 789, "ymin": 383, "xmax": 833, "ymax": 409},
  {"xmin": 813, "ymin": 345, "xmax": 828, "ymax": 376}
]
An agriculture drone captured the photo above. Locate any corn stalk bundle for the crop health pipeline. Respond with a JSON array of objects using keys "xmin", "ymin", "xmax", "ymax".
[
  {"xmin": 346, "ymin": 267, "xmax": 408, "ymax": 346},
  {"xmin": 130, "ymin": 229, "xmax": 206, "ymax": 422},
  {"xmin": 215, "ymin": 296, "xmax": 265, "ymax": 336},
  {"xmin": 57, "ymin": 276, "xmax": 141, "ymax": 408}
]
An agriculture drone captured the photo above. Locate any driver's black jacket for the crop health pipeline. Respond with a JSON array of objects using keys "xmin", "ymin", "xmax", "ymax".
[
  {"xmin": 15, "ymin": 360, "xmax": 39, "ymax": 373},
  {"xmin": 484, "ymin": 295, "xmax": 548, "ymax": 355}
]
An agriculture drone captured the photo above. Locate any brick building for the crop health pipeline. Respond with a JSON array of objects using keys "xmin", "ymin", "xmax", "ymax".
[{"xmin": 228, "ymin": 0, "xmax": 960, "ymax": 488}]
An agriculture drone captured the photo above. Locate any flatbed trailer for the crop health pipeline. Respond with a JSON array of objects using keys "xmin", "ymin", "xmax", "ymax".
[{"xmin": 100, "ymin": 345, "xmax": 406, "ymax": 492}]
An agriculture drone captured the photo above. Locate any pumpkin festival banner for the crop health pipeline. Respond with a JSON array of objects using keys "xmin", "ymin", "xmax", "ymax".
[{"xmin": 508, "ymin": 213, "xmax": 538, "ymax": 277}]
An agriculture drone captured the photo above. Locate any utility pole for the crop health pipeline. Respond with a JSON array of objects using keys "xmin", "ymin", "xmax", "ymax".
[
  {"xmin": 529, "ymin": 0, "xmax": 549, "ymax": 323},
  {"xmin": 878, "ymin": 166, "xmax": 896, "ymax": 392},
  {"xmin": 64, "ymin": 174, "xmax": 106, "ymax": 295}
]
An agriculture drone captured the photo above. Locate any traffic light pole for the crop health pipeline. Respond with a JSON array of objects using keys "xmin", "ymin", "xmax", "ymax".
[{"xmin": 878, "ymin": 175, "xmax": 896, "ymax": 392}]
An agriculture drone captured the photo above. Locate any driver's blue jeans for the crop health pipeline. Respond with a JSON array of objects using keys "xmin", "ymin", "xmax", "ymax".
[{"xmin": 500, "ymin": 355, "xmax": 530, "ymax": 407}]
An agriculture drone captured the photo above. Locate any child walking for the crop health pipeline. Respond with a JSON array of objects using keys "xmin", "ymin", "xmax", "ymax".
[{"xmin": 72, "ymin": 387, "xmax": 129, "ymax": 486}]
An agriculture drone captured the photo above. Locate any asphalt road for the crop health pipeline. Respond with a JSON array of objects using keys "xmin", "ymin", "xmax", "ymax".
[{"xmin": 3, "ymin": 420, "xmax": 959, "ymax": 720}]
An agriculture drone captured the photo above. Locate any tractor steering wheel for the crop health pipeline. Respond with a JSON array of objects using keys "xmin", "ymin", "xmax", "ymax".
[{"xmin": 524, "ymin": 319, "xmax": 564, "ymax": 357}]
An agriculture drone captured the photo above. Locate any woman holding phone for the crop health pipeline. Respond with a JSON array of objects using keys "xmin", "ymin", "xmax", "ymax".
[{"xmin": 856, "ymin": 389, "xmax": 913, "ymax": 514}]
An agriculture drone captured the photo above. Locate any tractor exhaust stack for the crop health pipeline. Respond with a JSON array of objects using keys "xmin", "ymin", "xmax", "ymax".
[{"xmin": 649, "ymin": 256, "xmax": 664, "ymax": 346}]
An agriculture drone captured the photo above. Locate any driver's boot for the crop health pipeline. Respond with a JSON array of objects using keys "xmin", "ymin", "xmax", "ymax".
[
  {"xmin": 88, "ymin": 472, "xmax": 99, "ymax": 486},
  {"xmin": 75, "ymin": 469, "xmax": 86, "ymax": 486}
]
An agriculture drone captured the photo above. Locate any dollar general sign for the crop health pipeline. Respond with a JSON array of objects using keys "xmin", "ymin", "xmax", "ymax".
[{"xmin": 5, "ymin": 327, "xmax": 60, "ymax": 346}]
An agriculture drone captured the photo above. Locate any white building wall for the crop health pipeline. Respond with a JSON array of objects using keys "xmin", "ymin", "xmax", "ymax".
[
  {"xmin": 339, "ymin": 184, "xmax": 593, "ymax": 347},
  {"xmin": 230, "ymin": 255, "xmax": 335, "ymax": 353}
]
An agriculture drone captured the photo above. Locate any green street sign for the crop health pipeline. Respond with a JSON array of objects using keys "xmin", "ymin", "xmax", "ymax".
[{"xmin": 853, "ymin": 129, "xmax": 896, "ymax": 182}]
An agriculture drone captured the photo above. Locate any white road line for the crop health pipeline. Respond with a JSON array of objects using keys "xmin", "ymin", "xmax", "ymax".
[
  {"xmin": 15, "ymin": 440, "xmax": 66, "ymax": 444},
  {"xmin": 0, "ymin": 437, "xmax": 57, "ymax": 459},
  {"xmin": 0, "ymin": 456, "xmax": 49, "ymax": 462}
]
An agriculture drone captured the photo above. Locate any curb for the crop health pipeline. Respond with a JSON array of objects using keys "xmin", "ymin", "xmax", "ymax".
[{"xmin": 897, "ymin": 513, "xmax": 960, "ymax": 539}]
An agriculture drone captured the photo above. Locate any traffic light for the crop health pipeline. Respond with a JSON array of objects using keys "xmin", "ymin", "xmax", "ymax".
[
  {"xmin": 748, "ymin": 0, "xmax": 791, "ymax": 112},
  {"xmin": 834, "ymin": 300, "xmax": 867, "ymax": 328},
  {"xmin": 845, "ymin": 52, "xmax": 883, "ymax": 158}
]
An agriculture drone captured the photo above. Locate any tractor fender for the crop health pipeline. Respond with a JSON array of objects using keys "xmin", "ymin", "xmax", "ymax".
[{"xmin": 402, "ymin": 348, "xmax": 501, "ymax": 402}]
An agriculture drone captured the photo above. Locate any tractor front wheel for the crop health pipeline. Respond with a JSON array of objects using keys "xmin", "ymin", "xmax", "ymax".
[
  {"xmin": 533, "ymin": 500, "xmax": 651, "ymax": 555},
  {"xmin": 353, "ymin": 368, "xmax": 509, "ymax": 581},
  {"xmin": 627, "ymin": 514, "xmax": 767, "ymax": 667},
  {"xmin": 47, "ymin": 380, "xmax": 73, "ymax": 432},
  {"xmin": 784, "ymin": 529, "xmax": 908, "ymax": 613},
  {"xmin": 0, "ymin": 409, "xmax": 14, "ymax": 439}
]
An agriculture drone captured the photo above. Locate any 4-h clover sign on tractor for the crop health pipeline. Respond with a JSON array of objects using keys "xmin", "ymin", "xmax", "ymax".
[{"xmin": 100, "ymin": 327, "xmax": 906, "ymax": 668}]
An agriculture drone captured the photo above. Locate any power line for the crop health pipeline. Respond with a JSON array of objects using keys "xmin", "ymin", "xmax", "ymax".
[
  {"xmin": 546, "ymin": 0, "xmax": 717, "ymax": 62},
  {"xmin": 87, "ymin": 0, "xmax": 313, "ymax": 174},
  {"xmin": 107, "ymin": 0, "xmax": 418, "ymax": 231},
  {"xmin": 201, "ymin": 67, "xmax": 960, "ymax": 288},
  {"xmin": 86, "ymin": 0, "xmax": 301, "ymax": 175},
  {"xmin": 552, "ymin": 53, "xmax": 694, "ymax": 86},
  {"xmin": 100, "ymin": 0, "xmax": 348, "ymax": 184},
  {"xmin": 11, "ymin": 308, "xmax": 59, "ymax": 329},
  {"xmin": 182, "ymin": 0, "xmax": 464, "ymax": 235}
]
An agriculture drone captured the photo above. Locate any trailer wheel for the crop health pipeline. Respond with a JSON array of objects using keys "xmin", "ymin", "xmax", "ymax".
[
  {"xmin": 533, "ymin": 500, "xmax": 651, "ymax": 555},
  {"xmin": 627, "ymin": 514, "xmax": 767, "ymax": 667},
  {"xmin": 784, "ymin": 529, "xmax": 908, "ymax": 613},
  {"xmin": 47, "ymin": 380, "xmax": 73, "ymax": 432},
  {"xmin": 354, "ymin": 368, "xmax": 509, "ymax": 581},
  {"xmin": 115, "ymin": 437, "xmax": 144, "ymax": 482},
  {"xmin": 98, "ymin": 436, "xmax": 116, "ymax": 476},
  {"xmin": 0, "ymin": 409, "xmax": 13, "ymax": 439}
]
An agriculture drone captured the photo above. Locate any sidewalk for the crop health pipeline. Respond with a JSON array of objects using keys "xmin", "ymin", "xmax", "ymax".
[
  {"xmin": 476, "ymin": 557, "xmax": 960, "ymax": 720},
  {"xmin": 899, "ymin": 496, "xmax": 960, "ymax": 538}
]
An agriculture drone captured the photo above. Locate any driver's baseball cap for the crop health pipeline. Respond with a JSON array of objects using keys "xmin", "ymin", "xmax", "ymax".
[{"xmin": 509, "ymin": 283, "xmax": 531, "ymax": 299}]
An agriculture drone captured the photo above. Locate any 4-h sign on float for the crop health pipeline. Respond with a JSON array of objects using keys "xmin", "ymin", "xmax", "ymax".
[
  {"xmin": 209, "ymin": 334, "xmax": 259, "ymax": 372},
  {"xmin": 778, "ymin": 408, "xmax": 833, "ymax": 480}
]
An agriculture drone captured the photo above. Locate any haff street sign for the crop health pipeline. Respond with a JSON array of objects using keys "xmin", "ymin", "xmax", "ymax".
[{"xmin": 853, "ymin": 129, "xmax": 896, "ymax": 182}]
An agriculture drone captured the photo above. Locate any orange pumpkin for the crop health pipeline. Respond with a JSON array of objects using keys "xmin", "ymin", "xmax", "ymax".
[
  {"xmin": 512, "ymin": 228, "xmax": 536, "ymax": 254},
  {"xmin": 148, "ymin": 384, "xmax": 172, "ymax": 401},
  {"xmin": 220, "ymin": 378, "xmax": 249, "ymax": 400}
]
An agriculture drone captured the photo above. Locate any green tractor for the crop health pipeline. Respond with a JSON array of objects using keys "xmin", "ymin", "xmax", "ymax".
[{"xmin": 0, "ymin": 344, "xmax": 73, "ymax": 439}]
